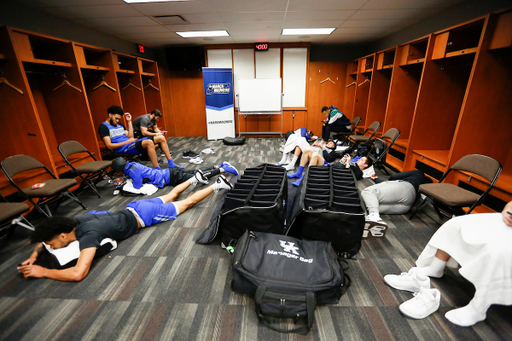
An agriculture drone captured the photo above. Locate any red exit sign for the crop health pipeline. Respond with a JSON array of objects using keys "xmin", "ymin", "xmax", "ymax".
[
  {"xmin": 255, "ymin": 43, "xmax": 269, "ymax": 51},
  {"xmin": 137, "ymin": 44, "xmax": 145, "ymax": 54}
]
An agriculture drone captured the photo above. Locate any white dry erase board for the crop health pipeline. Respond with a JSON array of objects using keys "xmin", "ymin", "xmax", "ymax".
[{"xmin": 238, "ymin": 78, "xmax": 282, "ymax": 112}]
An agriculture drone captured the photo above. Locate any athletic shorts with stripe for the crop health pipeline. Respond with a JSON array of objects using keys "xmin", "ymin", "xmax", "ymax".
[{"xmin": 126, "ymin": 197, "xmax": 178, "ymax": 227}]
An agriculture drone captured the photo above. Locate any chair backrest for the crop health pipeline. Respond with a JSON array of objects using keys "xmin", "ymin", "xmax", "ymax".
[
  {"xmin": 351, "ymin": 117, "xmax": 361, "ymax": 132},
  {"xmin": 366, "ymin": 121, "xmax": 381, "ymax": 133},
  {"xmin": 450, "ymin": 154, "xmax": 502, "ymax": 183},
  {"xmin": 381, "ymin": 127, "xmax": 400, "ymax": 142},
  {"xmin": 58, "ymin": 140, "xmax": 88, "ymax": 158},
  {"xmin": 1, "ymin": 154, "xmax": 45, "ymax": 178}
]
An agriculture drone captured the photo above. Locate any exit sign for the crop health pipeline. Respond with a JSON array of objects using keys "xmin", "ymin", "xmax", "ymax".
[{"xmin": 137, "ymin": 44, "xmax": 145, "ymax": 54}]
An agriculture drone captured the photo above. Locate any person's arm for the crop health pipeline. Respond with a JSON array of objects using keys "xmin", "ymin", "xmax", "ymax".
[
  {"xmin": 124, "ymin": 113, "xmax": 134, "ymax": 139},
  {"xmin": 21, "ymin": 243, "xmax": 44, "ymax": 266},
  {"xmin": 127, "ymin": 167, "xmax": 143, "ymax": 189},
  {"xmin": 18, "ymin": 247, "xmax": 97, "ymax": 282},
  {"xmin": 141, "ymin": 125, "xmax": 162, "ymax": 137},
  {"xmin": 100, "ymin": 123, "xmax": 136, "ymax": 150}
]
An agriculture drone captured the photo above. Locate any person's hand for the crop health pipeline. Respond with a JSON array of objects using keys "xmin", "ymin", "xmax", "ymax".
[
  {"xmin": 127, "ymin": 137, "xmax": 137, "ymax": 143},
  {"xmin": 124, "ymin": 112, "xmax": 132, "ymax": 121},
  {"xmin": 18, "ymin": 264, "xmax": 45, "ymax": 279},
  {"xmin": 21, "ymin": 256, "xmax": 37, "ymax": 266},
  {"xmin": 371, "ymin": 174, "xmax": 378, "ymax": 180},
  {"xmin": 161, "ymin": 130, "xmax": 167, "ymax": 135}
]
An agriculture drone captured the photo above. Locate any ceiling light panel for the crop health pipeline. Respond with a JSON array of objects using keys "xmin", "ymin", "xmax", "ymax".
[{"xmin": 176, "ymin": 30, "xmax": 229, "ymax": 37}]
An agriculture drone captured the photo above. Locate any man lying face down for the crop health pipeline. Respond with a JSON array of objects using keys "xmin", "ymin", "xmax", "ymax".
[{"xmin": 17, "ymin": 176, "xmax": 233, "ymax": 282}]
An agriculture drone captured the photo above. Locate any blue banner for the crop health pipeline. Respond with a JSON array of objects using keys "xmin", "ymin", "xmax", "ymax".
[{"xmin": 202, "ymin": 68, "xmax": 235, "ymax": 140}]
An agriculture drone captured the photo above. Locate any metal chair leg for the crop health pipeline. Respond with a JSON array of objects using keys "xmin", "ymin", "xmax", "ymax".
[
  {"xmin": 409, "ymin": 197, "xmax": 427, "ymax": 220},
  {"xmin": 64, "ymin": 190, "xmax": 87, "ymax": 210}
]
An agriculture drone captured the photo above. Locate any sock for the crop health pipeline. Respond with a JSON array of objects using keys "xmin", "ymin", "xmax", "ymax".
[
  {"xmin": 168, "ymin": 159, "xmax": 177, "ymax": 168},
  {"xmin": 155, "ymin": 166, "xmax": 161, "ymax": 170},
  {"xmin": 283, "ymin": 155, "xmax": 299, "ymax": 170},
  {"xmin": 292, "ymin": 174, "xmax": 304, "ymax": 187},
  {"xmin": 445, "ymin": 303, "xmax": 487, "ymax": 327},
  {"xmin": 188, "ymin": 177, "xmax": 198, "ymax": 186},
  {"xmin": 219, "ymin": 168, "xmax": 225, "ymax": 173},
  {"xmin": 417, "ymin": 257, "xmax": 446, "ymax": 278},
  {"xmin": 287, "ymin": 166, "xmax": 304, "ymax": 179},
  {"xmin": 278, "ymin": 153, "xmax": 289, "ymax": 165}
]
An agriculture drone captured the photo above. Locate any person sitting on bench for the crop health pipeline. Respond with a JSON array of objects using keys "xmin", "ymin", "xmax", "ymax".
[
  {"xmin": 383, "ymin": 201, "xmax": 512, "ymax": 327},
  {"xmin": 99, "ymin": 105, "xmax": 178, "ymax": 168},
  {"xmin": 17, "ymin": 175, "xmax": 234, "ymax": 282},
  {"xmin": 321, "ymin": 105, "xmax": 351, "ymax": 142},
  {"xmin": 111, "ymin": 157, "xmax": 239, "ymax": 189}
]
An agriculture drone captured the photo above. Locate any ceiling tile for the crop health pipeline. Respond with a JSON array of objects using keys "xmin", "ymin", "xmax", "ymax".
[
  {"xmin": 287, "ymin": 0, "xmax": 368, "ymax": 11},
  {"xmin": 340, "ymin": 19, "xmax": 403, "ymax": 28},
  {"xmin": 361, "ymin": 0, "xmax": 465, "ymax": 10},
  {"xmin": 129, "ymin": 1, "xmax": 215, "ymax": 16},
  {"xmin": 109, "ymin": 25, "xmax": 172, "ymax": 35},
  {"xmin": 54, "ymin": 5, "xmax": 142, "ymax": 19},
  {"xmin": 285, "ymin": 10, "xmax": 355, "ymax": 21},
  {"xmin": 164, "ymin": 23, "xmax": 227, "ymax": 31},
  {"xmin": 84, "ymin": 17, "xmax": 158, "ymax": 27},
  {"xmin": 180, "ymin": 13, "xmax": 223, "ymax": 25},
  {"xmin": 349, "ymin": 9, "xmax": 438, "ymax": 20},
  {"xmin": 217, "ymin": 12, "xmax": 286, "ymax": 23},
  {"xmin": 210, "ymin": 0, "xmax": 288, "ymax": 12},
  {"xmin": 28, "ymin": 0, "xmax": 122, "ymax": 7},
  {"xmin": 184, "ymin": 36, "xmax": 237, "ymax": 44},
  {"xmin": 282, "ymin": 20, "xmax": 345, "ymax": 28},
  {"xmin": 224, "ymin": 22, "xmax": 283, "ymax": 30}
]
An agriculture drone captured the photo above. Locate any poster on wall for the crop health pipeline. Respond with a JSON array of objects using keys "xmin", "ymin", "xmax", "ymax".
[{"xmin": 202, "ymin": 68, "xmax": 235, "ymax": 140}]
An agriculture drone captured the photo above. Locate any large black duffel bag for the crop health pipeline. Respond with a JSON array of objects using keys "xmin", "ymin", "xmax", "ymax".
[
  {"xmin": 196, "ymin": 163, "xmax": 287, "ymax": 246},
  {"xmin": 231, "ymin": 230, "xmax": 350, "ymax": 334},
  {"xmin": 286, "ymin": 165, "xmax": 366, "ymax": 258}
]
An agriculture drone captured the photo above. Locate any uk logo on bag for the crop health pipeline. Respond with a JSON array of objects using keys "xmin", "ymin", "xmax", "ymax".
[
  {"xmin": 266, "ymin": 240, "xmax": 313, "ymax": 263},
  {"xmin": 279, "ymin": 240, "xmax": 299, "ymax": 255}
]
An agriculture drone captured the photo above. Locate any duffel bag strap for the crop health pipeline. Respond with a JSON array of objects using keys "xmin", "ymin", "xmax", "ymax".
[
  {"xmin": 255, "ymin": 286, "xmax": 316, "ymax": 334},
  {"xmin": 336, "ymin": 256, "xmax": 352, "ymax": 295}
]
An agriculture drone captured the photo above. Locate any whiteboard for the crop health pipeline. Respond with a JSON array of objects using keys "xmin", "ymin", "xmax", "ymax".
[
  {"xmin": 283, "ymin": 48, "xmax": 307, "ymax": 107},
  {"xmin": 238, "ymin": 78, "xmax": 282, "ymax": 112}
]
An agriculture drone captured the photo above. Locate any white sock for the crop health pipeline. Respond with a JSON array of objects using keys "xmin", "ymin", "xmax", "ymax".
[
  {"xmin": 283, "ymin": 155, "xmax": 298, "ymax": 170},
  {"xmin": 278, "ymin": 153, "xmax": 289, "ymax": 165},
  {"xmin": 417, "ymin": 257, "xmax": 446, "ymax": 278},
  {"xmin": 445, "ymin": 303, "xmax": 487, "ymax": 327},
  {"xmin": 188, "ymin": 177, "xmax": 198, "ymax": 186},
  {"xmin": 219, "ymin": 168, "xmax": 225, "ymax": 173}
]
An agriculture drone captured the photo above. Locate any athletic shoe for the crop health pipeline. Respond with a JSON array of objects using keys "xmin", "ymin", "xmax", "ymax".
[
  {"xmin": 201, "ymin": 147, "xmax": 215, "ymax": 154},
  {"xmin": 220, "ymin": 162, "xmax": 239, "ymax": 176},
  {"xmin": 384, "ymin": 268, "xmax": 430, "ymax": 293},
  {"xmin": 189, "ymin": 156, "xmax": 203, "ymax": 164},
  {"xmin": 183, "ymin": 150, "xmax": 199, "ymax": 159},
  {"xmin": 213, "ymin": 175, "xmax": 233, "ymax": 191},
  {"xmin": 194, "ymin": 169, "xmax": 209, "ymax": 185},
  {"xmin": 365, "ymin": 212, "xmax": 388, "ymax": 226},
  {"xmin": 399, "ymin": 287, "xmax": 441, "ymax": 319}
]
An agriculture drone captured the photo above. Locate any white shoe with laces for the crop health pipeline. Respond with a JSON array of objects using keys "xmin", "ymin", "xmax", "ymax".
[
  {"xmin": 384, "ymin": 267, "xmax": 430, "ymax": 292},
  {"xmin": 366, "ymin": 212, "xmax": 387, "ymax": 226},
  {"xmin": 194, "ymin": 169, "xmax": 209, "ymax": 185},
  {"xmin": 189, "ymin": 156, "xmax": 203, "ymax": 164},
  {"xmin": 399, "ymin": 287, "xmax": 441, "ymax": 319},
  {"xmin": 213, "ymin": 175, "xmax": 233, "ymax": 192}
]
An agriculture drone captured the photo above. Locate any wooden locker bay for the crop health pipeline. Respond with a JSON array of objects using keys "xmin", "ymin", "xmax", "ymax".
[{"xmin": 0, "ymin": 26, "xmax": 166, "ymax": 199}]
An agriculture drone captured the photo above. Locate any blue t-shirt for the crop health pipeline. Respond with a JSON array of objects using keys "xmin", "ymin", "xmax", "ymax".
[{"xmin": 125, "ymin": 162, "xmax": 168, "ymax": 189}]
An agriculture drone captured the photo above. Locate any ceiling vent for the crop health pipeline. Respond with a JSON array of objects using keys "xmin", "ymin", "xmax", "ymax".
[{"xmin": 152, "ymin": 15, "xmax": 187, "ymax": 25}]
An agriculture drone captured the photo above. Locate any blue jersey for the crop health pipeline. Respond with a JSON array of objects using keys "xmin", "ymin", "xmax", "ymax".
[
  {"xmin": 99, "ymin": 122, "xmax": 140, "ymax": 154},
  {"xmin": 124, "ymin": 162, "xmax": 169, "ymax": 189}
]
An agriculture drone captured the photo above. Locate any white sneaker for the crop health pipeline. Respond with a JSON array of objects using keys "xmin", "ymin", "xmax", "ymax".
[
  {"xmin": 399, "ymin": 287, "xmax": 441, "ymax": 319},
  {"xmin": 365, "ymin": 213, "xmax": 387, "ymax": 226},
  {"xmin": 384, "ymin": 268, "xmax": 430, "ymax": 293},
  {"xmin": 189, "ymin": 156, "xmax": 203, "ymax": 164},
  {"xmin": 194, "ymin": 169, "xmax": 209, "ymax": 185},
  {"xmin": 213, "ymin": 175, "xmax": 233, "ymax": 191}
]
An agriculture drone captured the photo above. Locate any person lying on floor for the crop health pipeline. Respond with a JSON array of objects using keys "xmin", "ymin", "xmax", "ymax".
[
  {"xmin": 17, "ymin": 175, "xmax": 234, "ymax": 282},
  {"xmin": 111, "ymin": 157, "xmax": 238, "ymax": 190},
  {"xmin": 361, "ymin": 169, "xmax": 432, "ymax": 226},
  {"xmin": 383, "ymin": 201, "xmax": 512, "ymax": 326},
  {"xmin": 287, "ymin": 142, "xmax": 368, "ymax": 186},
  {"xmin": 277, "ymin": 133, "xmax": 313, "ymax": 170},
  {"xmin": 331, "ymin": 154, "xmax": 371, "ymax": 181}
]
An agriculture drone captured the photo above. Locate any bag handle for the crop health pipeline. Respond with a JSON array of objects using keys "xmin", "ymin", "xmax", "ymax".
[{"xmin": 255, "ymin": 286, "xmax": 316, "ymax": 334}]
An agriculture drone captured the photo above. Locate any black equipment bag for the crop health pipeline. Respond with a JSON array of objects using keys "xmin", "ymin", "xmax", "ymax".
[
  {"xmin": 223, "ymin": 136, "xmax": 246, "ymax": 145},
  {"xmin": 286, "ymin": 165, "xmax": 365, "ymax": 258},
  {"xmin": 196, "ymin": 164, "xmax": 287, "ymax": 245},
  {"xmin": 232, "ymin": 230, "xmax": 350, "ymax": 334}
]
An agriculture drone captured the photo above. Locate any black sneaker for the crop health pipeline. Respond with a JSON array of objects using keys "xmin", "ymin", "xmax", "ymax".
[{"xmin": 182, "ymin": 150, "xmax": 199, "ymax": 159}]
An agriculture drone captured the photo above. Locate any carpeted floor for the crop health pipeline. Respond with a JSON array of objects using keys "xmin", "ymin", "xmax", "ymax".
[{"xmin": 0, "ymin": 136, "xmax": 511, "ymax": 341}]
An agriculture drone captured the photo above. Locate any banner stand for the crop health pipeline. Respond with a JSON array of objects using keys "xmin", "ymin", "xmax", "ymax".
[{"xmin": 202, "ymin": 68, "xmax": 235, "ymax": 140}]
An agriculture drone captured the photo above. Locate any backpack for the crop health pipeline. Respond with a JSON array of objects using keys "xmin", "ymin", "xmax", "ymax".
[{"xmin": 231, "ymin": 230, "xmax": 351, "ymax": 334}]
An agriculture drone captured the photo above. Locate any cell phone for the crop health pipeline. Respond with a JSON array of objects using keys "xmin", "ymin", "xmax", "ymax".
[{"xmin": 32, "ymin": 182, "xmax": 45, "ymax": 189}]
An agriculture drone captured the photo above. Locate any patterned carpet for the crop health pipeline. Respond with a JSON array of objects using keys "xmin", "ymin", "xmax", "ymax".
[{"xmin": 0, "ymin": 136, "xmax": 511, "ymax": 341}]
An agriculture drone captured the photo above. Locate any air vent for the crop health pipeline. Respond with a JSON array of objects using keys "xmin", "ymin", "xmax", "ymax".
[{"xmin": 152, "ymin": 15, "xmax": 187, "ymax": 25}]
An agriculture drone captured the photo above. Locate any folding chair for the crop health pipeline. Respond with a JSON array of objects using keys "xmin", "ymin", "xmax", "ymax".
[
  {"xmin": 1, "ymin": 155, "xmax": 86, "ymax": 217},
  {"xmin": 0, "ymin": 190, "xmax": 33, "ymax": 238},
  {"xmin": 409, "ymin": 154, "xmax": 502, "ymax": 219},
  {"xmin": 333, "ymin": 116, "xmax": 361, "ymax": 145},
  {"xmin": 58, "ymin": 141, "xmax": 113, "ymax": 198},
  {"xmin": 367, "ymin": 128, "xmax": 400, "ymax": 174},
  {"xmin": 348, "ymin": 120, "xmax": 381, "ymax": 145}
]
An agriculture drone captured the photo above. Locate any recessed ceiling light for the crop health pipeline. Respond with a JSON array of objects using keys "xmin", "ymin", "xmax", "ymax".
[
  {"xmin": 282, "ymin": 28, "xmax": 335, "ymax": 35},
  {"xmin": 176, "ymin": 30, "xmax": 229, "ymax": 38},
  {"xmin": 123, "ymin": 0, "xmax": 190, "ymax": 3}
]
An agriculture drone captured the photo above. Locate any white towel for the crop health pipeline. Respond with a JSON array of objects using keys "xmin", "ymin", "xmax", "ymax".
[
  {"xmin": 43, "ymin": 238, "xmax": 117, "ymax": 266},
  {"xmin": 416, "ymin": 213, "xmax": 512, "ymax": 310},
  {"xmin": 122, "ymin": 179, "xmax": 159, "ymax": 195}
]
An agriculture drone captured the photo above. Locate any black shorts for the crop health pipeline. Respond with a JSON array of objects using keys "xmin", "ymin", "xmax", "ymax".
[{"xmin": 135, "ymin": 139, "xmax": 147, "ymax": 154}]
